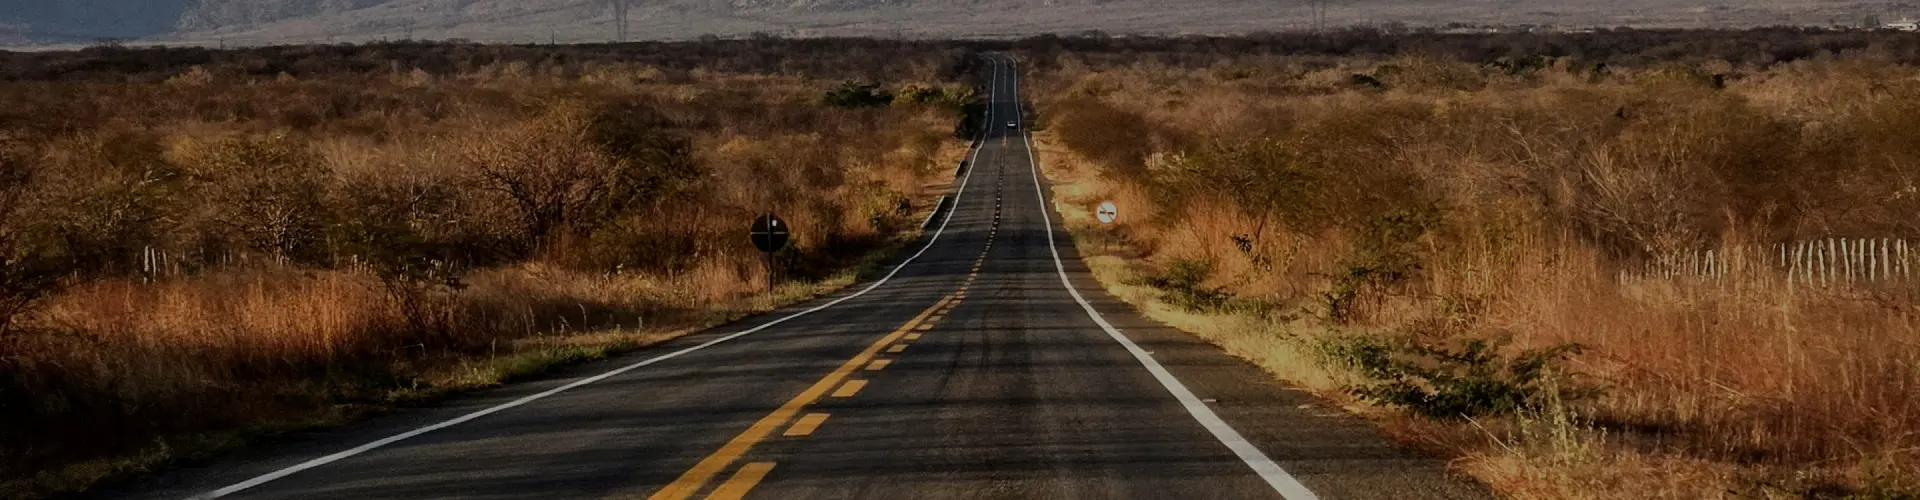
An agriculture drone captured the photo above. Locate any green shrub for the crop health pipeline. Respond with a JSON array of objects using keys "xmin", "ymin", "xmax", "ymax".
[
  {"xmin": 1320, "ymin": 332, "xmax": 1596, "ymax": 419},
  {"xmin": 176, "ymin": 134, "xmax": 331, "ymax": 263},
  {"xmin": 822, "ymin": 81, "xmax": 894, "ymax": 108},
  {"xmin": 896, "ymin": 84, "xmax": 973, "ymax": 109},
  {"xmin": 1348, "ymin": 73, "xmax": 1384, "ymax": 89},
  {"xmin": 1324, "ymin": 210, "xmax": 1438, "ymax": 323},
  {"xmin": 1141, "ymin": 258, "xmax": 1234, "ymax": 312}
]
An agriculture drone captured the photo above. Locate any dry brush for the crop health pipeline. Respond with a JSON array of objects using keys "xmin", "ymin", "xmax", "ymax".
[{"xmin": 1028, "ymin": 46, "xmax": 1920, "ymax": 497}]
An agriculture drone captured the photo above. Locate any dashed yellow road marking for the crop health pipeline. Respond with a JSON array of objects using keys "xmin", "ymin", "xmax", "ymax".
[
  {"xmin": 783, "ymin": 413, "xmax": 830, "ymax": 437},
  {"xmin": 705, "ymin": 462, "xmax": 775, "ymax": 500},
  {"xmin": 905, "ymin": 333, "xmax": 922, "ymax": 340},
  {"xmin": 831, "ymin": 379, "xmax": 867, "ymax": 398},
  {"xmin": 865, "ymin": 359, "xmax": 892, "ymax": 371},
  {"xmin": 647, "ymin": 294, "xmax": 953, "ymax": 500},
  {"xmin": 887, "ymin": 344, "xmax": 907, "ymax": 354},
  {"xmin": 914, "ymin": 323, "xmax": 934, "ymax": 331}
]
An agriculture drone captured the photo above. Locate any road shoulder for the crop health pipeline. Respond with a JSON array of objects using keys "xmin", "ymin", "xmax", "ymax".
[{"xmin": 1027, "ymin": 130, "xmax": 1494, "ymax": 499}]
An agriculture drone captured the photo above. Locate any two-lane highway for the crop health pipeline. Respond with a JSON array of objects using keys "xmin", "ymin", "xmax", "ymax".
[{"xmin": 112, "ymin": 55, "xmax": 1489, "ymax": 500}]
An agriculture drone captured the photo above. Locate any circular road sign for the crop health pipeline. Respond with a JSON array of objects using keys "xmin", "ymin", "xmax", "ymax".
[
  {"xmin": 750, "ymin": 213, "xmax": 791, "ymax": 253},
  {"xmin": 1096, "ymin": 201, "xmax": 1119, "ymax": 224}
]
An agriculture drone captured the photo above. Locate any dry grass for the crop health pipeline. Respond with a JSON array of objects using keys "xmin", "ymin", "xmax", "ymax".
[
  {"xmin": 1029, "ymin": 51, "xmax": 1920, "ymax": 497},
  {"xmin": 4, "ymin": 259, "xmax": 896, "ymax": 498},
  {"xmin": 0, "ymin": 43, "xmax": 975, "ymax": 498}
]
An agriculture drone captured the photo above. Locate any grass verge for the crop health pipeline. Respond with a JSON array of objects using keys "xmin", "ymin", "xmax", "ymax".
[{"xmin": 1032, "ymin": 130, "xmax": 1920, "ymax": 499}]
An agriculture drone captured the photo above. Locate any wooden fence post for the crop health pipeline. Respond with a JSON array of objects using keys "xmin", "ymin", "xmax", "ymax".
[
  {"xmin": 1789, "ymin": 242, "xmax": 1801, "ymax": 287},
  {"xmin": 1858, "ymin": 238, "xmax": 1873, "ymax": 283},
  {"xmin": 1812, "ymin": 239, "xmax": 1827, "ymax": 286},
  {"xmin": 1856, "ymin": 238, "xmax": 1867, "ymax": 283},
  {"xmin": 1860, "ymin": 238, "xmax": 1870, "ymax": 282},
  {"xmin": 1902, "ymin": 239, "xmax": 1910, "ymax": 279},
  {"xmin": 1842, "ymin": 238, "xmax": 1853, "ymax": 284},
  {"xmin": 1882, "ymin": 238, "xmax": 1892, "ymax": 282},
  {"xmin": 1779, "ymin": 244, "xmax": 1787, "ymax": 285}
]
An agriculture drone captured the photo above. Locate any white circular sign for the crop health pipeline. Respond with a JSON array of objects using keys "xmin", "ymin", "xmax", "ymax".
[{"xmin": 1096, "ymin": 201, "xmax": 1118, "ymax": 224}]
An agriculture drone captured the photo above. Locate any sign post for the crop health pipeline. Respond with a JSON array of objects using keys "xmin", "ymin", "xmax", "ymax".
[
  {"xmin": 750, "ymin": 213, "xmax": 791, "ymax": 294},
  {"xmin": 1095, "ymin": 201, "xmax": 1118, "ymax": 254}
]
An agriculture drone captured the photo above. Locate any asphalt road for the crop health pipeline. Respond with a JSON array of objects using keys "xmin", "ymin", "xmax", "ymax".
[{"xmin": 108, "ymin": 55, "xmax": 1491, "ymax": 500}]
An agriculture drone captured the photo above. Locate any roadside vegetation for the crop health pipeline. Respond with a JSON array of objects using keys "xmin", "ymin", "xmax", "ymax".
[
  {"xmin": 1023, "ymin": 30, "xmax": 1920, "ymax": 498},
  {"xmin": 0, "ymin": 39, "xmax": 981, "ymax": 498}
]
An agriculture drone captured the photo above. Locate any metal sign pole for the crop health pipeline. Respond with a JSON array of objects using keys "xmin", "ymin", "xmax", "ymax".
[
  {"xmin": 751, "ymin": 212, "xmax": 791, "ymax": 296},
  {"xmin": 1096, "ymin": 201, "xmax": 1119, "ymax": 255}
]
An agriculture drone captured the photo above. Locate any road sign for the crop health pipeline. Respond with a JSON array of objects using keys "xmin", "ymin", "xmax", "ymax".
[
  {"xmin": 751, "ymin": 214, "xmax": 790, "ymax": 253},
  {"xmin": 1096, "ymin": 201, "xmax": 1118, "ymax": 224}
]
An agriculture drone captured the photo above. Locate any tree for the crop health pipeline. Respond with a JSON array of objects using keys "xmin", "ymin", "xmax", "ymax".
[
  {"xmin": 822, "ymin": 81, "xmax": 894, "ymax": 108},
  {"xmin": 177, "ymin": 135, "xmax": 331, "ymax": 264},
  {"xmin": 464, "ymin": 103, "xmax": 699, "ymax": 254}
]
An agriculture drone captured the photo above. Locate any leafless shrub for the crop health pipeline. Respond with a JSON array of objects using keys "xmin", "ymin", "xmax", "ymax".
[
  {"xmin": 0, "ymin": 39, "xmax": 976, "ymax": 495},
  {"xmin": 1039, "ymin": 49, "xmax": 1920, "ymax": 495},
  {"xmin": 174, "ymin": 134, "xmax": 331, "ymax": 263}
]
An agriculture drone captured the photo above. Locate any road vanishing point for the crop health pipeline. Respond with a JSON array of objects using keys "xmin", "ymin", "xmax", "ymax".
[{"xmin": 111, "ymin": 55, "xmax": 1490, "ymax": 500}]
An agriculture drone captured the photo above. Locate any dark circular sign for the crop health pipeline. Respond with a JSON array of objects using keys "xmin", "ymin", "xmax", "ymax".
[{"xmin": 750, "ymin": 213, "xmax": 791, "ymax": 253}]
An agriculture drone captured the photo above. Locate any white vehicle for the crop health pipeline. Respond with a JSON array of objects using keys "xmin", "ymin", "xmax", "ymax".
[{"xmin": 1007, "ymin": 121, "xmax": 1019, "ymax": 128}]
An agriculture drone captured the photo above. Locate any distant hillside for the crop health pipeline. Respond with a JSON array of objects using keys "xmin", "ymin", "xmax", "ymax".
[{"xmin": 0, "ymin": 0, "xmax": 1909, "ymax": 46}]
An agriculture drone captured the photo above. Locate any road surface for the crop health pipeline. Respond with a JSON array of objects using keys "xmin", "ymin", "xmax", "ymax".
[{"xmin": 109, "ymin": 55, "xmax": 1489, "ymax": 500}]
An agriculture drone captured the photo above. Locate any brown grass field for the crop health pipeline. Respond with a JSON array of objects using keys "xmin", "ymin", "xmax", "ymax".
[
  {"xmin": 1023, "ymin": 42, "xmax": 1920, "ymax": 498},
  {"xmin": 0, "ymin": 40, "xmax": 979, "ymax": 498},
  {"xmin": 6, "ymin": 31, "xmax": 1920, "ymax": 499}
]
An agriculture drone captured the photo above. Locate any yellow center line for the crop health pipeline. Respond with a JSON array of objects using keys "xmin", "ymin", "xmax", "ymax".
[
  {"xmin": 865, "ymin": 359, "xmax": 892, "ymax": 371},
  {"xmin": 783, "ymin": 413, "xmax": 830, "ymax": 437},
  {"xmin": 704, "ymin": 462, "xmax": 775, "ymax": 500},
  {"xmin": 831, "ymin": 379, "xmax": 867, "ymax": 398},
  {"xmin": 647, "ymin": 294, "xmax": 954, "ymax": 500},
  {"xmin": 887, "ymin": 344, "xmax": 907, "ymax": 354}
]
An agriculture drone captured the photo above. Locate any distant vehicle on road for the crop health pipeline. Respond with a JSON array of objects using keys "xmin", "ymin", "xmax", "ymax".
[{"xmin": 1007, "ymin": 121, "xmax": 1019, "ymax": 128}]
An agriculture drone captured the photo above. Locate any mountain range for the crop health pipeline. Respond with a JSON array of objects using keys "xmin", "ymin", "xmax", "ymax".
[{"xmin": 0, "ymin": 0, "xmax": 1905, "ymax": 46}]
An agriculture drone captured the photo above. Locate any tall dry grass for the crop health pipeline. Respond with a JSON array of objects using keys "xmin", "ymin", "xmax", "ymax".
[
  {"xmin": 1030, "ymin": 50, "xmax": 1920, "ymax": 497},
  {"xmin": 0, "ymin": 43, "xmax": 978, "ymax": 496}
]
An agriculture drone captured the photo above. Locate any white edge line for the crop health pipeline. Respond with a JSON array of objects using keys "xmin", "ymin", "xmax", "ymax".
[
  {"xmin": 1001, "ymin": 55, "xmax": 1320, "ymax": 500},
  {"xmin": 191, "ymin": 59, "xmax": 1004, "ymax": 500}
]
